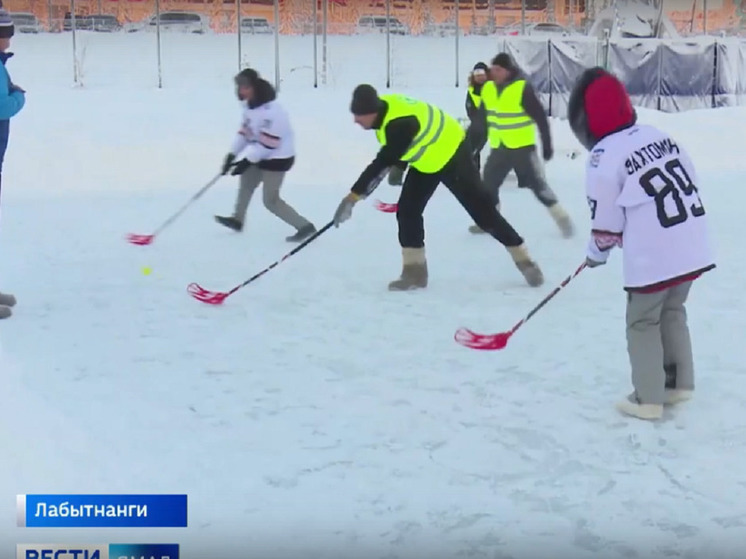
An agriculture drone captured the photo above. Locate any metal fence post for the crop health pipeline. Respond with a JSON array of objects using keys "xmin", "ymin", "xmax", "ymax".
[
  {"xmin": 156, "ymin": 0, "xmax": 162, "ymax": 88},
  {"xmin": 313, "ymin": 0, "xmax": 318, "ymax": 87},
  {"xmin": 455, "ymin": 0, "xmax": 459, "ymax": 87},
  {"xmin": 237, "ymin": 0, "xmax": 242, "ymax": 71},
  {"xmin": 273, "ymin": 0, "xmax": 280, "ymax": 91}
]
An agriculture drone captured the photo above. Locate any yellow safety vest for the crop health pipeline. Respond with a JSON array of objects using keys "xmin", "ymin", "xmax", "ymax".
[
  {"xmin": 375, "ymin": 94, "xmax": 464, "ymax": 174},
  {"xmin": 467, "ymin": 86, "xmax": 482, "ymax": 109},
  {"xmin": 480, "ymin": 79, "xmax": 536, "ymax": 149}
]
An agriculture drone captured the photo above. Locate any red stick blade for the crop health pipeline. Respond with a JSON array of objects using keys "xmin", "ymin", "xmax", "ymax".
[
  {"xmin": 126, "ymin": 233, "xmax": 155, "ymax": 246},
  {"xmin": 187, "ymin": 282, "xmax": 229, "ymax": 305},
  {"xmin": 454, "ymin": 327, "xmax": 511, "ymax": 350},
  {"xmin": 373, "ymin": 200, "xmax": 398, "ymax": 213}
]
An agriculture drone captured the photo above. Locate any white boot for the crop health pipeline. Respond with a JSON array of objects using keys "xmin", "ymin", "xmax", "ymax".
[
  {"xmin": 505, "ymin": 244, "xmax": 544, "ymax": 287},
  {"xmin": 548, "ymin": 204, "xmax": 574, "ymax": 238},
  {"xmin": 388, "ymin": 247, "xmax": 428, "ymax": 291},
  {"xmin": 615, "ymin": 394, "xmax": 663, "ymax": 420},
  {"xmin": 468, "ymin": 204, "xmax": 501, "ymax": 235},
  {"xmin": 665, "ymin": 389, "xmax": 693, "ymax": 405}
]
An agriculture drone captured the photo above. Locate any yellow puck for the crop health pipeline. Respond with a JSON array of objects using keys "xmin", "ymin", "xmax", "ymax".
[{"xmin": 142, "ymin": 266, "xmax": 152, "ymax": 275}]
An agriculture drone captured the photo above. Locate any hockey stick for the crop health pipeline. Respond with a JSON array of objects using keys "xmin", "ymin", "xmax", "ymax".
[
  {"xmin": 187, "ymin": 220, "xmax": 334, "ymax": 305},
  {"xmin": 125, "ymin": 173, "xmax": 222, "ymax": 246},
  {"xmin": 455, "ymin": 261, "xmax": 587, "ymax": 350},
  {"xmin": 373, "ymin": 199, "xmax": 398, "ymax": 213}
]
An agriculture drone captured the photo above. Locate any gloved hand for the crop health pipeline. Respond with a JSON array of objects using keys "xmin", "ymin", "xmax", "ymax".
[
  {"xmin": 230, "ymin": 158, "xmax": 251, "ymax": 176},
  {"xmin": 585, "ymin": 256, "xmax": 605, "ymax": 268},
  {"xmin": 388, "ymin": 166, "xmax": 405, "ymax": 186},
  {"xmin": 221, "ymin": 153, "xmax": 236, "ymax": 175},
  {"xmin": 10, "ymin": 83, "xmax": 25, "ymax": 94},
  {"xmin": 542, "ymin": 143, "xmax": 553, "ymax": 161},
  {"xmin": 333, "ymin": 191, "xmax": 362, "ymax": 227}
]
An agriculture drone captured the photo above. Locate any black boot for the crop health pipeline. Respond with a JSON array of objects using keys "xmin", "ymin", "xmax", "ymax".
[
  {"xmin": 286, "ymin": 224, "xmax": 316, "ymax": 242},
  {"xmin": 664, "ymin": 364, "xmax": 677, "ymax": 389},
  {"xmin": 215, "ymin": 215, "xmax": 243, "ymax": 232}
]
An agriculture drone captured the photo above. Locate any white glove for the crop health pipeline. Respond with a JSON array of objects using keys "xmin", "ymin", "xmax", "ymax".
[{"xmin": 333, "ymin": 192, "xmax": 361, "ymax": 227}]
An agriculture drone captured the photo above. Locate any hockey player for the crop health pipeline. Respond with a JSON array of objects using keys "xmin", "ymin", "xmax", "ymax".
[
  {"xmin": 568, "ymin": 67, "xmax": 715, "ymax": 420},
  {"xmin": 332, "ymin": 84, "xmax": 544, "ymax": 291},
  {"xmin": 467, "ymin": 52, "xmax": 573, "ymax": 238},
  {"xmin": 465, "ymin": 61, "xmax": 489, "ymax": 170},
  {"xmin": 0, "ymin": 8, "xmax": 24, "ymax": 319},
  {"xmin": 215, "ymin": 68, "xmax": 317, "ymax": 243},
  {"xmin": 384, "ymin": 63, "xmax": 491, "ymax": 188}
]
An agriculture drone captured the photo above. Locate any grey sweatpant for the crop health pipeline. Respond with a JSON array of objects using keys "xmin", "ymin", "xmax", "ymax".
[
  {"xmin": 482, "ymin": 145, "xmax": 559, "ymax": 208},
  {"xmin": 233, "ymin": 166, "xmax": 312, "ymax": 230},
  {"xmin": 625, "ymin": 281, "xmax": 695, "ymax": 405}
]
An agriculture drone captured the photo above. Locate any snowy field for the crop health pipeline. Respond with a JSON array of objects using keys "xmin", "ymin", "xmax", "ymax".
[{"xmin": 1, "ymin": 31, "xmax": 746, "ymax": 558}]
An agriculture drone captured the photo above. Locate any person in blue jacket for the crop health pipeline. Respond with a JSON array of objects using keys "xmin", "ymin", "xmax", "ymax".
[{"xmin": 0, "ymin": 5, "xmax": 26, "ymax": 320}]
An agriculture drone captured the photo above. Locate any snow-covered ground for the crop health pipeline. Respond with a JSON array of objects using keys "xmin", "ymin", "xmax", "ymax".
[{"xmin": 1, "ymin": 32, "xmax": 745, "ymax": 558}]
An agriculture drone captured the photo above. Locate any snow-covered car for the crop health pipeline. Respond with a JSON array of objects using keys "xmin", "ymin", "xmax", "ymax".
[
  {"xmin": 127, "ymin": 11, "xmax": 209, "ymax": 34},
  {"xmin": 10, "ymin": 12, "xmax": 42, "ymax": 33}
]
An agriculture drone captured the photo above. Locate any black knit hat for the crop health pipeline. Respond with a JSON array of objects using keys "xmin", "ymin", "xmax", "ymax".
[
  {"xmin": 491, "ymin": 53, "xmax": 515, "ymax": 70},
  {"xmin": 472, "ymin": 62, "xmax": 488, "ymax": 73},
  {"xmin": 235, "ymin": 68, "xmax": 259, "ymax": 87},
  {"xmin": 350, "ymin": 84, "xmax": 380, "ymax": 116}
]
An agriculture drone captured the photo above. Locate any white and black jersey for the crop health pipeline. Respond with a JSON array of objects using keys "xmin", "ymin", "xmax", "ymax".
[{"xmin": 230, "ymin": 79, "xmax": 295, "ymax": 172}]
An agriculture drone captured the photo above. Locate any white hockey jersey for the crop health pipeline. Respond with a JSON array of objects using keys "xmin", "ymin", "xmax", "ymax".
[
  {"xmin": 230, "ymin": 99, "xmax": 295, "ymax": 163},
  {"xmin": 585, "ymin": 123, "xmax": 715, "ymax": 290}
]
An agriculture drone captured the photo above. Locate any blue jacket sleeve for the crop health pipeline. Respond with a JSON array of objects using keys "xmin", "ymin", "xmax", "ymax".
[{"xmin": 0, "ymin": 90, "xmax": 25, "ymax": 120}]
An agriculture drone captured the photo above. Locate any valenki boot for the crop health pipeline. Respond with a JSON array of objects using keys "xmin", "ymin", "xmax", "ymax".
[
  {"xmin": 468, "ymin": 203, "xmax": 501, "ymax": 234},
  {"xmin": 548, "ymin": 203, "xmax": 574, "ymax": 238},
  {"xmin": 505, "ymin": 244, "xmax": 544, "ymax": 287},
  {"xmin": 388, "ymin": 247, "xmax": 428, "ymax": 291}
]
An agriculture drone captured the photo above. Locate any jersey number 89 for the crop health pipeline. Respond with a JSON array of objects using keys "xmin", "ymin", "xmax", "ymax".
[{"xmin": 638, "ymin": 158, "xmax": 705, "ymax": 228}]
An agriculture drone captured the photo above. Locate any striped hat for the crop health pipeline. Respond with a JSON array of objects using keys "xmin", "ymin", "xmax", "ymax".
[{"xmin": 0, "ymin": 5, "xmax": 14, "ymax": 39}]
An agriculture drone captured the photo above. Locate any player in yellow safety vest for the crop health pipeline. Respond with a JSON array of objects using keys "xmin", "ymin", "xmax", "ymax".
[
  {"xmin": 387, "ymin": 61, "xmax": 490, "ymax": 187},
  {"xmin": 332, "ymin": 83, "xmax": 545, "ymax": 291},
  {"xmin": 467, "ymin": 52, "xmax": 574, "ymax": 239},
  {"xmin": 465, "ymin": 61, "xmax": 489, "ymax": 171}
]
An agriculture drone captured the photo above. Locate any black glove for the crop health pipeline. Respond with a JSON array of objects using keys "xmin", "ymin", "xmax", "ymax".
[
  {"xmin": 230, "ymin": 158, "xmax": 251, "ymax": 176},
  {"xmin": 221, "ymin": 153, "xmax": 236, "ymax": 175},
  {"xmin": 388, "ymin": 165, "xmax": 405, "ymax": 186},
  {"xmin": 10, "ymin": 84, "xmax": 24, "ymax": 94},
  {"xmin": 542, "ymin": 143, "xmax": 553, "ymax": 161}
]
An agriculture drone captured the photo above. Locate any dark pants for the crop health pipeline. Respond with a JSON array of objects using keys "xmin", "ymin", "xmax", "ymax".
[
  {"xmin": 483, "ymin": 145, "xmax": 558, "ymax": 207},
  {"xmin": 396, "ymin": 140, "xmax": 524, "ymax": 249},
  {"xmin": 0, "ymin": 119, "xmax": 9, "ymax": 205},
  {"xmin": 465, "ymin": 123, "xmax": 486, "ymax": 172}
]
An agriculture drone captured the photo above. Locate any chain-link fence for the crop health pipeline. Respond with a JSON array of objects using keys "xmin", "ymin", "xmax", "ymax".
[{"xmin": 4, "ymin": 0, "xmax": 744, "ymax": 89}]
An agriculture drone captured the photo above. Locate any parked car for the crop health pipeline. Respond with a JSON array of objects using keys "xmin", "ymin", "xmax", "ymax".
[
  {"xmin": 10, "ymin": 12, "xmax": 42, "ymax": 33},
  {"xmin": 125, "ymin": 11, "xmax": 208, "ymax": 34},
  {"xmin": 355, "ymin": 15, "xmax": 409, "ymax": 35},
  {"xmin": 89, "ymin": 14, "xmax": 121, "ymax": 32},
  {"xmin": 145, "ymin": 11, "xmax": 208, "ymax": 34},
  {"xmin": 240, "ymin": 17, "xmax": 272, "ymax": 34},
  {"xmin": 422, "ymin": 20, "xmax": 456, "ymax": 37},
  {"xmin": 63, "ymin": 12, "xmax": 89, "ymax": 31},
  {"xmin": 63, "ymin": 12, "xmax": 122, "ymax": 31},
  {"xmin": 504, "ymin": 22, "xmax": 571, "ymax": 36}
]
